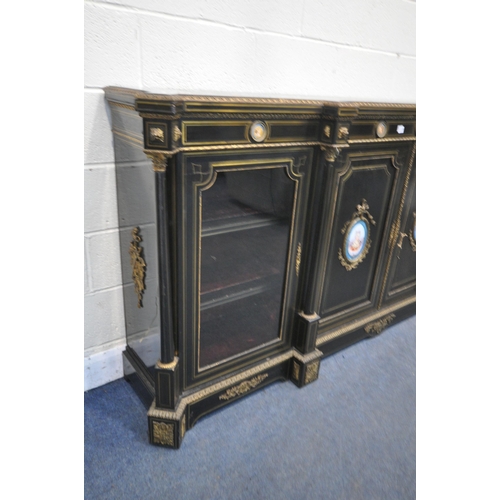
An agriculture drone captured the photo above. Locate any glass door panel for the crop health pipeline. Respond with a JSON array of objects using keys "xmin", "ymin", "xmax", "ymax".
[{"xmin": 199, "ymin": 168, "xmax": 295, "ymax": 368}]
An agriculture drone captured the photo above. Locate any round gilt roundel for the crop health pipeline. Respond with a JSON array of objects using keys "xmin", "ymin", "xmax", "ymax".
[{"xmin": 250, "ymin": 121, "xmax": 268, "ymax": 142}]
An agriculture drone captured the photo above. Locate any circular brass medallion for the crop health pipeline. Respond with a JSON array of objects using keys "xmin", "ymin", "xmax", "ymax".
[
  {"xmin": 376, "ymin": 121, "xmax": 388, "ymax": 138},
  {"xmin": 250, "ymin": 121, "xmax": 267, "ymax": 142}
]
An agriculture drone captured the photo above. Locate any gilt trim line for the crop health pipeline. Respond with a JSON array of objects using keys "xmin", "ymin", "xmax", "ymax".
[
  {"xmin": 104, "ymin": 88, "xmax": 415, "ymax": 109},
  {"xmin": 109, "ymin": 138, "xmax": 412, "ymax": 155},
  {"xmin": 348, "ymin": 137, "xmax": 416, "ymax": 144}
]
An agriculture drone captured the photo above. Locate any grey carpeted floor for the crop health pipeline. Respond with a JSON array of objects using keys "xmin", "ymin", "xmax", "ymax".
[{"xmin": 84, "ymin": 315, "xmax": 415, "ymax": 500}]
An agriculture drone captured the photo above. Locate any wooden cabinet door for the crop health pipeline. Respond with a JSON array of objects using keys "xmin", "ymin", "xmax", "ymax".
[
  {"xmin": 379, "ymin": 149, "xmax": 416, "ymax": 306},
  {"xmin": 315, "ymin": 144, "xmax": 413, "ymax": 336}
]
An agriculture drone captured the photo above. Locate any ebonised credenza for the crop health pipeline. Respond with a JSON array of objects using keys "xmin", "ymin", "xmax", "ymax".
[{"xmin": 104, "ymin": 87, "xmax": 416, "ymax": 448}]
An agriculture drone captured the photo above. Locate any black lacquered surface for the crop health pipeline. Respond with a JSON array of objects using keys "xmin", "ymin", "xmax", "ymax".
[{"xmin": 199, "ymin": 169, "xmax": 295, "ymax": 367}]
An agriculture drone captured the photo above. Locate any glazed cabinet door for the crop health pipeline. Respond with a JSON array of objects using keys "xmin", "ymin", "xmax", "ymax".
[
  {"xmin": 315, "ymin": 144, "xmax": 413, "ymax": 338},
  {"xmin": 177, "ymin": 148, "xmax": 314, "ymax": 388}
]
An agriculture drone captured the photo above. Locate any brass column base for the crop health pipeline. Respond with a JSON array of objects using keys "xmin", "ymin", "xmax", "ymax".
[
  {"xmin": 290, "ymin": 349, "xmax": 322, "ymax": 388},
  {"xmin": 148, "ymin": 407, "xmax": 186, "ymax": 449}
]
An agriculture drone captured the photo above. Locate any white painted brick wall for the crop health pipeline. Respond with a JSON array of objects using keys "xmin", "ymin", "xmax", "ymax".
[
  {"xmin": 83, "ymin": 0, "xmax": 415, "ymax": 391},
  {"xmin": 84, "ymin": 165, "xmax": 118, "ymax": 232}
]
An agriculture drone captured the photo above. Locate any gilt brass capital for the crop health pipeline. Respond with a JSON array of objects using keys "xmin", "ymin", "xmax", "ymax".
[
  {"xmin": 146, "ymin": 152, "xmax": 168, "ymax": 173},
  {"xmin": 320, "ymin": 145, "xmax": 340, "ymax": 163}
]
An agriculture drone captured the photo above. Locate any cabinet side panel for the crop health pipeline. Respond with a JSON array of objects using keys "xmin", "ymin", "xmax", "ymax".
[{"xmin": 109, "ymin": 104, "xmax": 161, "ymax": 372}]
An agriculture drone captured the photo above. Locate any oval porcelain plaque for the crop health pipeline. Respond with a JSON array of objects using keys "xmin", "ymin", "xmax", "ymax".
[{"xmin": 344, "ymin": 218, "xmax": 368, "ymax": 263}]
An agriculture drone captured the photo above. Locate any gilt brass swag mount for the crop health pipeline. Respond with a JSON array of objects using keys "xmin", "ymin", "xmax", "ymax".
[{"xmin": 129, "ymin": 227, "xmax": 146, "ymax": 308}]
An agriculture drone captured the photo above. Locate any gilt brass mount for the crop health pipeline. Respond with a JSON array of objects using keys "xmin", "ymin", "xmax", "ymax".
[
  {"xmin": 409, "ymin": 212, "xmax": 416, "ymax": 251},
  {"xmin": 152, "ymin": 421, "xmax": 174, "ymax": 446},
  {"xmin": 146, "ymin": 152, "xmax": 168, "ymax": 173},
  {"xmin": 129, "ymin": 227, "xmax": 146, "ymax": 308},
  {"xmin": 338, "ymin": 126, "xmax": 349, "ymax": 140},
  {"xmin": 295, "ymin": 243, "xmax": 302, "ymax": 276},
  {"xmin": 172, "ymin": 125, "xmax": 182, "ymax": 143},
  {"xmin": 149, "ymin": 127, "xmax": 165, "ymax": 144},
  {"xmin": 219, "ymin": 374, "xmax": 269, "ymax": 400},
  {"xmin": 249, "ymin": 121, "xmax": 268, "ymax": 142},
  {"xmin": 305, "ymin": 361, "xmax": 320, "ymax": 384},
  {"xmin": 395, "ymin": 212, "xmax": 416, "ymax": 252},
  {"xmin": 321, "ymin": 145, "xmax": 340, "ymax": 163},
  {"xmin": 338, "ymin": 199, "xmax": 376, "ymax": 271},
  {"xmin": 364, "ymin": 314, "xmax": 396, "ymax": 335}
]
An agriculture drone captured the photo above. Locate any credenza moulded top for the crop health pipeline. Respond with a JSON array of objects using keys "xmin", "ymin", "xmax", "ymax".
[{"xmin": 104, "ymin": 86, "xmax": 416, "ymax": 117}]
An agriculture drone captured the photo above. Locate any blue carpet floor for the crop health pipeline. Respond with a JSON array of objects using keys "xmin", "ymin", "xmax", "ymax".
[{"xmin": 84, "ymin": 315, "xmax": 416, "ymax": 500}]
